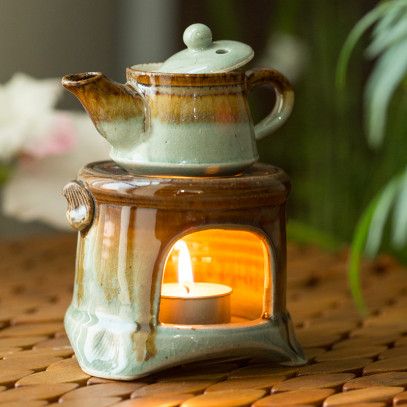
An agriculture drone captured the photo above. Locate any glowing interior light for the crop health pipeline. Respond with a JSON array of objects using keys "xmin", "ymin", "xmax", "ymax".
[{"xmin": 174, "ymin": 240, "xmax": 194, "ymax": 293}]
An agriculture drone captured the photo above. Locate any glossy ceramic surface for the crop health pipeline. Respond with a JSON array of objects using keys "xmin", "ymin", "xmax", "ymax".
[
  {"xmin": 63, "ymin": 161, "xmax": 305, "ymax": 379},
  {"xmin": 62, "ymin": 67, "xmax": 293, "ymax": 175},
  {"xmin": 157, "ymin": 23, "xmax": 254, "ymax": 73},
  {"xmin": 61, "ymin": 23, "xmax": 294, "ymax": 175}
]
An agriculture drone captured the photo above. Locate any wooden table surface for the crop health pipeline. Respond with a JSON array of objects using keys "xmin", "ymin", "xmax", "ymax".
[{"xmin": 0, "ymin": 234, "xmax": 407, "ymax": 406}]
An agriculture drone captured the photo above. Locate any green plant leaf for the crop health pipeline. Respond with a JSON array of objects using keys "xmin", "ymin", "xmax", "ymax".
[
  {"xmin": 365, "ymin": 173, "xmax": 401, "ymax": 256},
  {"xmin": 392, "ymin": 166, "xmax": 407, "ymax": 247},
  {"xmin": 364, "ymin": 39, "xmax": 407, "ymax": 147},
  {"xmin": 349, "ymin": 193, "xmax": 381, "ymax": 314},
  {"xmin": 349, "ymin": 168, "xmax": 407, "ymax": 313},
  {"xmin": 336, "ymin": 0, "xmax": 395, "ymax": 89},
  {"xmin": 374, "ymin": 0, "xmax": 406, "ymax": 35},
  {"xmin": 367, "ymin": 9, "xmax": 407, "ymax": 58}
]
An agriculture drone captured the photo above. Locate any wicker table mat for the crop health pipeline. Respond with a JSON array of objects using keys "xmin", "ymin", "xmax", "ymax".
[{"xmin": 0, "ymin": 234, "xmax": 407, "ymax": 406}]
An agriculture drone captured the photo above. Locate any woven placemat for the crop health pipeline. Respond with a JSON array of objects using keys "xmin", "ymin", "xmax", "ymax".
[{"xmin": 0, "ymin": 234, "xmax": 407, "ymax": 406}]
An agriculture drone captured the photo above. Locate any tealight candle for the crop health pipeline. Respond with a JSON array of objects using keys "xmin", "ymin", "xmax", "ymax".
[
  {"xmin": 160, "ymin": 239, "xmax": 232, "ymax": 325},
  {"xmin": 160, "ymin": 282, "xmax": 232, "ymax": 325}
]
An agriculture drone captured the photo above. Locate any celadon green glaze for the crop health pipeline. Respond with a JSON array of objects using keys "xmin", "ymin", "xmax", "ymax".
[
  {"xmin": 61, "ymin": 24, "xmax": 294, "ymax": 176},
  {"xmin": 157, "ymin": 23, "xmax": 254, "ymax": 73},
  {"xmin": 61, "ymin": 23, "xmax": 302, "ymax": 380},
  {"xmin": 63, "ymin": 162, "xmax": 306, "ymax": 380},
  {"xmin": 65, "ymin": 309, "xmax": 304, "ymax": 380}
]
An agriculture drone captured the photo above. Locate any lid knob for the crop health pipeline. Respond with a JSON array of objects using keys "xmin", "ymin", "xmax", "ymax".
[
  {"xmin": 157, "ymin": 23, "xmax": 254, "ymax": 73},
  {"xmin": 183, "ymin": 23, "xmax": 212, "ymax": 51}
]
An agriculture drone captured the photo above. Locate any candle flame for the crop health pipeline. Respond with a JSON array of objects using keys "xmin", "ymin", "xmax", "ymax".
[{"xmin": 174, "ymin": 240, "xmax": 194, "ymax": 291}]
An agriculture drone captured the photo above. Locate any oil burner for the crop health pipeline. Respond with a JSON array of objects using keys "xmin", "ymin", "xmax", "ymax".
[
  {"xmin": 63, "ymin": 161, "xmax": 305, "ymax": 379},
  {"xmin": 62, "ymin": 24, "xmax": 305, "ymax": 380}
]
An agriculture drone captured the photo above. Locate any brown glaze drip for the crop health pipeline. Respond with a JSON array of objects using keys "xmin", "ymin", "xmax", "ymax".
[
  {"xmin": 245, "ymin": 68, "xmax": 292, "ymax": 94},
  {"xmin": 62, "ymin": 72, "xmax": 145, "ymax": 123},
  {"xmin": 145, "ymin": 322, "xmax": 157, "ymax": 361},
  {"xmin": 74, "ymin": 235, "xmax": 85, "ymax": 305},
  {"xmin": 79, "ymin": 161, "xmax": 290, "ymax": 208},
  {"xmin": 145, "ymin": 92, "xmax": 250, "ymax": 124},
  {"xmin": 127, "ymin": 65, "xmax": 246, "ymax": 87},
  {"xmin": 96, "ymin": 205, "xmax": 121, "ymax": 303}
]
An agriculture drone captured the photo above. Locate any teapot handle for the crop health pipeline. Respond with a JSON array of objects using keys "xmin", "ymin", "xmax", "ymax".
[{"xmin": 245, "ymin": 68, "xmax": 294, "ymax": 140}]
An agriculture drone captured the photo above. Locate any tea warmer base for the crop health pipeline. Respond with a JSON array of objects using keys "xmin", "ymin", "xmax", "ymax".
[
  {"xmin": 64, "ymin": 161, "xmax": 306, "ymax": 380},
  {"xmin": 65, "ymin": 309, "xmax": 304, "ymax": 380}
]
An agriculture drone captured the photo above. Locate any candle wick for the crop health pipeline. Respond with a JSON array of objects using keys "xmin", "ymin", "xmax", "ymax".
[{"xmin": 183, "ymin": 284, "xmax": 190, "ymax": 294}]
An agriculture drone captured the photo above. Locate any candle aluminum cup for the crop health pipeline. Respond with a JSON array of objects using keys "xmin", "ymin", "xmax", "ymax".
[{"xmin": 160, "ymin": 282, "xmax": 232, "ymax": 325}]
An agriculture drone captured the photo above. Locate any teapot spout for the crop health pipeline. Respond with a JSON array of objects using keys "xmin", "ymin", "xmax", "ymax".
[{"xmin": 62, "ymin": 72, "xmax": 146, "ymax": 151}]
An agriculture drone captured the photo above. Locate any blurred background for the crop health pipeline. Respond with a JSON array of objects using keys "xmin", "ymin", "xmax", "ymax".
[{"xmin": 0, "ymin": 0, "xmax": 405, "ymax": 262}]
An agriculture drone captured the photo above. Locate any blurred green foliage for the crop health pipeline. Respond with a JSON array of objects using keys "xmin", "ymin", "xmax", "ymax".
[
  {"xmin": 336, "ymin": 0, "xmax": 407, "ymax": 312},
  {"xmin": 0, "ymin": 162, "xmax": 11, "ymax": 185},
  {"xmin": 208, "ymin": 0, "xmax": 407, "ymax": 251}
]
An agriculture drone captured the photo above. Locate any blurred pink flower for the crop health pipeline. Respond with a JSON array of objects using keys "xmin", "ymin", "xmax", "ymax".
[
  {"xmin": 22, "ymin": 113, "xmax": 76, "ymax": 159},
  {"xmin": 2, "ymin": 112, "xmax": 109, "ymax": 230},
  {"xmin": 0, "ymin": 73, "xmax": 69, "ymax": 162},
  {"xmin": 0, "ymin": 73, "xmax": 110, "ymax": 229}
]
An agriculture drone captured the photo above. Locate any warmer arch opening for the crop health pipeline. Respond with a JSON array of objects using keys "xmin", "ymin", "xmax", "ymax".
[{"xmin": 159, "ymin": 227, "xmax": 273, "ymax": 324}]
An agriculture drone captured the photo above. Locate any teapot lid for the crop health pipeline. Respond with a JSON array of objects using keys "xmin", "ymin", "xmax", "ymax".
[{"xmin": 157, "ymin": 23, "xmax": 254, "ymax": 73}]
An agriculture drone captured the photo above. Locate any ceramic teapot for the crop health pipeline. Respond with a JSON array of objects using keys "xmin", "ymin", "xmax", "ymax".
[{"xmin": 62, "ymin": 23, "xmax": 293, "ymax": 175}]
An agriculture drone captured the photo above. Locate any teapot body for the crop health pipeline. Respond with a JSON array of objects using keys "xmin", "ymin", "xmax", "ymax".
[
  {"xmin": 62, "ymin": 24, "xmax": 293, "ymax": 175},
  {"xmin": 62, "ymin": 64, "xmax": 293, "ymax": 176},
  {"xmin": 119, "ymin": 64, "xmax": 258, "ymax": 175}
]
